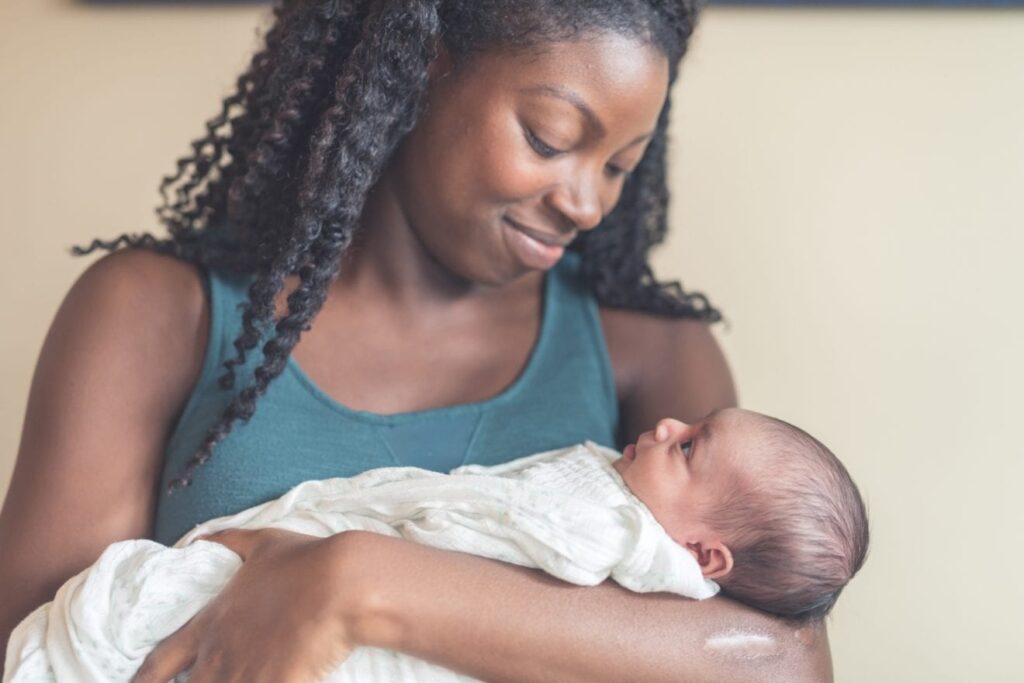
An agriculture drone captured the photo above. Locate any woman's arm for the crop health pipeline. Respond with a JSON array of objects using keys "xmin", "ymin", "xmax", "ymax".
[
  {"xmin": 339, "ymin": 531, "xmax": 831, "ymax": 683},
  {"xmin": 133, "ymin": 518, "xmax": 829, "ymax": 683},
  {"xmin": 0, "ymin": 249, "xmax": 207, "ymax": 669},
  {"xmin": 336, "ymin": 313, "xmax": 831, "ymax": 683}
]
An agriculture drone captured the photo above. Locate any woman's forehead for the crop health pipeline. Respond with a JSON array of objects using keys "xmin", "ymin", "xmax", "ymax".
[{"xmin": 457, "ymin": 33, "xmax": 669, "ymax": 135}]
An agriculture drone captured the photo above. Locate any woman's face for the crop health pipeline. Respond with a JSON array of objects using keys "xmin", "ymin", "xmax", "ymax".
[{"xmin": 385, "ymin": 31, "xmax": 670, "ymax": 285}]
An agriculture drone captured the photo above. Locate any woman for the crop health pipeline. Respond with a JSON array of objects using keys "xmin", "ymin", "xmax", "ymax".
[{"xmin": 0, "ymin": 1, "xmax": 832, "ymax": 681}]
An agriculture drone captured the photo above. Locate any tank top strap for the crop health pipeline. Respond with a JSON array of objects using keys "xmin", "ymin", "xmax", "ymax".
[{"xmin": 538, "ymin": 251, "xmax": 619, "ymax": 426}]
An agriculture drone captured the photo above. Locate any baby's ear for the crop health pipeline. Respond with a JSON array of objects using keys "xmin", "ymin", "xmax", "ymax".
[{"xmin": 685, "ymin": 541, "xmax": 734, "ymax": 579}]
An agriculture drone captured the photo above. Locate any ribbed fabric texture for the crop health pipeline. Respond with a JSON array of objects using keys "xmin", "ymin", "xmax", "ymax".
[{"xmin": 152, "ymin": 253, "xmax": 618, "ymax": 546}]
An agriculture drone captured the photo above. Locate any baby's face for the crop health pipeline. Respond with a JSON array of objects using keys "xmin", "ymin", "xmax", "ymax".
[{"xmin": 612, "ymin": 408, "xmax": 762, "ymax": 544}]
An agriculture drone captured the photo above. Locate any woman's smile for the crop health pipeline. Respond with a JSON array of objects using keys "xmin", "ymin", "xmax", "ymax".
[
  {"xmin": 504, "ymin": 215, "xmax": 575, "ymax": 248},
  {"xmin": 501, "ymin": 216, "xmax": 568, "ymax": 271}
]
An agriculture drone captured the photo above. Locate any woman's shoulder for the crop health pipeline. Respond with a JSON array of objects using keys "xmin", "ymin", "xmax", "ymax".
[
  {"xmin": 75, "ymin": 247, "xmax": 207, "ymax": 334},
  {"xmin": 69, "ymin": 247, "xmax": 210, "ymax": 402},
  {"xmin": 79, "ymin": 246, "xmax": 204, "ymax": 296},
  {"xmin": 599, "ymin": 307, "xmax": 737, "ymax": 430}
]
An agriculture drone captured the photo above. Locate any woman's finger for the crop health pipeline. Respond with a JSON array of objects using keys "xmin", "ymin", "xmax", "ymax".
[{"xmin": 130, "ymin": 619, "xmax": 200, "ymax": 683}]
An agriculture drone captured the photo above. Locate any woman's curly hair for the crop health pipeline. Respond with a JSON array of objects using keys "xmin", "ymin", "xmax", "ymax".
[{"xmin": 75, "ymin": 0, "xmax": 719, "ymax": 490}]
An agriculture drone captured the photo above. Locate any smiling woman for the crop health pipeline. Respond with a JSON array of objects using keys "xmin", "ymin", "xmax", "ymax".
[
  {"xmin": 0, "ymin": 1, "xmax": 833, "ymax": 682},
  {"xmin": 386, "ymin": 32, "xmax": 668, "ymax": 284}
]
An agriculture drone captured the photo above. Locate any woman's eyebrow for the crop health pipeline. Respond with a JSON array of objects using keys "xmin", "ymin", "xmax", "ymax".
[{"xmin": 520, "ymin": 84, "xmax": 654, "ymax": 146}]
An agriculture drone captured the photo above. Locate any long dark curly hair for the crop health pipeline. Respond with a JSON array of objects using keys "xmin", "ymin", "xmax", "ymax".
[{"xmin": 75, "ymin": 0, "xmax": 719, "ymax": 490}]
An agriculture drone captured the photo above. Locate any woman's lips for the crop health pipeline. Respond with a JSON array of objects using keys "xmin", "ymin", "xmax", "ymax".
[
  {"xmin": 502, "ymin": 217, "xmax": 565, "ymax": 270},
  {"xmin": 506, "ymin": 217, "xmax": 573, "ymax": 247}
]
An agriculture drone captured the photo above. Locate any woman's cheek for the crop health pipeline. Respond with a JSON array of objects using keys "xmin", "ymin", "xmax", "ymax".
[{"xmin": 473, "ymin": 121, "xmax": 554, "ymax": 203}]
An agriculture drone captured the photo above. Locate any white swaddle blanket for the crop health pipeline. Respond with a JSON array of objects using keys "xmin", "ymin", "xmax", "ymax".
[{"xmin": 4, "ymin": 442, "xmax": 718, "ymax": 682}]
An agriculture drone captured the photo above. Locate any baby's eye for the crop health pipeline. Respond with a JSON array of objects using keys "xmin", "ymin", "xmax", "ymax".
[{"xmin": 680, "ymin": 441, "xmax": 693, "ymax": 459}]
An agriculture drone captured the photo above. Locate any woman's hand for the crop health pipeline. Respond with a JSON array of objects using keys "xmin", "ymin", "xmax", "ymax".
[{"xmin": 130, "ymin": 528, "xmax": 357, "ymax": 683}]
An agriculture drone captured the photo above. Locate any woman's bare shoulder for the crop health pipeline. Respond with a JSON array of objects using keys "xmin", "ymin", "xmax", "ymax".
[
  {"xmin": 70, "ymin": 247, "xmax": 209, "ymax": 382},
  {"xmin": 77, "ymin": 247, "xmax": 206, "ymax": 311},
  {"xmin": 600, "ymin": 307, "xmax": 737, "ymax": 439}
]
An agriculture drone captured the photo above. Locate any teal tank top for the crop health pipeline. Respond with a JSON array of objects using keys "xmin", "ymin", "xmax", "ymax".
[{"xmin": 153, "ymin": 253, "xmax": 619, "ymax": 545}]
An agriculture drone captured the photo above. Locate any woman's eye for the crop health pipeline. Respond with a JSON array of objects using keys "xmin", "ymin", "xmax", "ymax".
[
  {"xmin": 680, "ymin": 441, "xmax": 693, "ymax": 459},
  {"xmin": 525, "ymin": 129, "xmax": 563, "ymax": 158}
]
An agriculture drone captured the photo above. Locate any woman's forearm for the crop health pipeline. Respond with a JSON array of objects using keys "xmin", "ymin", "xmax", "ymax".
[{"xmin": 333, "ymin": 532, "xmax": 833, "ymax": 683}]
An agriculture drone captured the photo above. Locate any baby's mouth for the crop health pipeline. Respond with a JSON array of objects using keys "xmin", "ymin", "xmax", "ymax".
[{"xmin": 623, "ymin": 443, "xmax": 637, "ymax": 462}]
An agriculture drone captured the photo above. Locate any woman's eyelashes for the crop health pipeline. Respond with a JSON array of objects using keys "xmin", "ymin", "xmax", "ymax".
[
  {"xmin": 524, "ymin": 127, "xmax": 632, "ymax": 178},
  {"xmin": 524, "ymin": 128, "xmax": 563, "ymax": 158}
]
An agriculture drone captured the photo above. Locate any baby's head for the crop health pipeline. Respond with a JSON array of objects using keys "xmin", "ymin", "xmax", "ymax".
[{"xmin": 612, "ymin": 408, "xmax": 868, "ymax": 620}]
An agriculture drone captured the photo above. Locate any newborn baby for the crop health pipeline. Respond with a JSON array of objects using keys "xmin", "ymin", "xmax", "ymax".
[
  {"xmin": 612, "ymin": 408, "xmax": 869, "ymax": 619},
  {"xmin": 4, "ymin": 408, "xmax": 868, "ymax": 683}
]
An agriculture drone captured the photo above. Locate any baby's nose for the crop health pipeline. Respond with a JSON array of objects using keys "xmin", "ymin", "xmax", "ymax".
[{"xmin": 654, "ymin": 418, "xmax": 691, "ymax": 442}]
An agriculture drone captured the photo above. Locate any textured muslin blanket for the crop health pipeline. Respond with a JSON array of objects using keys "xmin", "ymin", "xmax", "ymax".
[{"xmin": 4, "ymin": 442, "xmax": 718, "ymax": 682}]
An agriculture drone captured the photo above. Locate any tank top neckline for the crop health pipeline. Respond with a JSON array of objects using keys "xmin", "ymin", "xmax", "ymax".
[{"xmin": 281, "ymin": 263, "xmax": 559, "ymax": 426}]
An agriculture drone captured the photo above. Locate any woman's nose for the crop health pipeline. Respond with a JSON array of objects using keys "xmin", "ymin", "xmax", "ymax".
[{"xmin": 546, "ymin": 172, "xmax": 604, "ymax": 232}]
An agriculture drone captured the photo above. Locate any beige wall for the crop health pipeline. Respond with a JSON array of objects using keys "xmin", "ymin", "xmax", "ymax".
[
  {"xmin": 2, "ymin": 2, "xmax": 1022, "ymax": 681},
  {"xmin": 658, "ymin": 9, "xmax": 1024, "ymax": 681}
]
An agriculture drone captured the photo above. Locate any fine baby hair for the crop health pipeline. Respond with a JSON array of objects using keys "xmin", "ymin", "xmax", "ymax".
[{"xmin": 709, "ymin": 415, "xmax": 869, "ymax": 621}]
